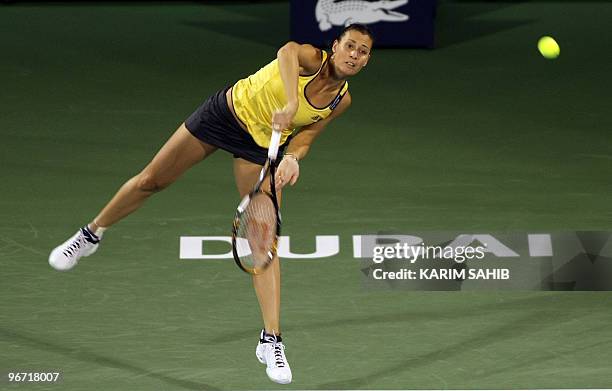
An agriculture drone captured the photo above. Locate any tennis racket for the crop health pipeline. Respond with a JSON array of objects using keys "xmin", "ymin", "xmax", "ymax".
[{"xmin": 232, "ymin": 129, "xmax": 282, "ymax": 275}]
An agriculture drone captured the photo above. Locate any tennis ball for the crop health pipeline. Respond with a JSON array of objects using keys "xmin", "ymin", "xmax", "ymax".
[{"xmin": 537, "ymin": 36, "xmax": 560, "ymax": 59}]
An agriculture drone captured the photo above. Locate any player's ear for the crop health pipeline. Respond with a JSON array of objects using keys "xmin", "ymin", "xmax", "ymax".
[{"xmin": 332, "ymin": 40, "xmax": 338, "ymax": 55}]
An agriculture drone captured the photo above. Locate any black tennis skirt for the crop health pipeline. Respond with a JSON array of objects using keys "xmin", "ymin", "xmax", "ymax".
[{"xmin": 185, "ymin": 87, "xmax": 287, "ymax": 166}]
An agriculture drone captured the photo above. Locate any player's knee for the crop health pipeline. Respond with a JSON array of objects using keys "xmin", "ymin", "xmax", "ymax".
[{"xmin": 135, "ymin": 172, "xmax": 171, "ymax": 193}]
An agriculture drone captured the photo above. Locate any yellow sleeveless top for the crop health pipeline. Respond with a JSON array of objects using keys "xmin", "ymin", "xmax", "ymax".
[{"xmin": 231, "ymin": 50, "xmax": 349, "ymax": 148}]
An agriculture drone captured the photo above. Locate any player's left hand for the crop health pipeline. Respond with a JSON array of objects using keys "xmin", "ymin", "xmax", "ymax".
[{"xmin": 275, "ymin": 155, "xmax": 299, "ymax": 190}]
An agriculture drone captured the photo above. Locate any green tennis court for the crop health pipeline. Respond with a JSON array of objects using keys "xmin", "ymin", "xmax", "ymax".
[{"xmin": 1, "ymin": 1, "xmax": 611, "ymax": 389}]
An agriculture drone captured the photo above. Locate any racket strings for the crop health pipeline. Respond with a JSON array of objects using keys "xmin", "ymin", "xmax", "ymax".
[{"xmin": 235, "ymin": 193, "xmax": 277, "ymax": 269}]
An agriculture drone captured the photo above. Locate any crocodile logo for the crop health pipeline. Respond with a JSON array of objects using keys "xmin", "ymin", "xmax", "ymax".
[{"xmin": 315, "ymin": 0, "xmax": 410, "ymax": 32}]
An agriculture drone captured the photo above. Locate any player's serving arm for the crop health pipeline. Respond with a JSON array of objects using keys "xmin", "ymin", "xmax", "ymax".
[{"xmin": 48, "ymin": 24, "xmax": 374, "ymax": 385}]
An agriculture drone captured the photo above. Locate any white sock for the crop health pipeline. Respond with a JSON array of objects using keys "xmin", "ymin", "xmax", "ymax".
[{"xmin": 88, "ymin": 224, "xmax": 107, "ymax": 237}]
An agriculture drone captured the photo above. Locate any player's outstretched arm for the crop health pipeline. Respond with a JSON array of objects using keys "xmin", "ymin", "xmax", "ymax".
[{"xmin": 273, "ymin": 42, "xmax": 322, "ymax": 131}]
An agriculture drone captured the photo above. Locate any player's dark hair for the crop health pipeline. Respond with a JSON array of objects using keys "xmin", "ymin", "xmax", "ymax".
[{"xmin": 335, "ymin": 24, "xmax": 375, "ymax": 47}]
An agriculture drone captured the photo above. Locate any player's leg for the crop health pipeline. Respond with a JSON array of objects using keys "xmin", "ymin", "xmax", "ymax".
[
  {"xmin": 233, "ymin": 157, "xmax": 282, "ymax": 333},
  {"xmin": 91, "ymin": 123, "xmax": 216, "ymax": 229},
  {"xmin": 49, "ymin": 123, "xmax": 217, "ymax": 271},
  {"xmin": 233, "ymin": 157, "xmax": 291, "ymax": 385}
]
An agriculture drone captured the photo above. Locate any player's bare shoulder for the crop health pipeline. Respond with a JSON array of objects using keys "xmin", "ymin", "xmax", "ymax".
[
  {"xmin": 278, "ymin": 42, "xmax": 322, "ymax": 75},
  {"xmin": 341, "ymin": 91, "xmax": 352, "ymax": 108},
  {"xmin": 297, "ymin": 43, "xmax": 323, "ymax": 75}
]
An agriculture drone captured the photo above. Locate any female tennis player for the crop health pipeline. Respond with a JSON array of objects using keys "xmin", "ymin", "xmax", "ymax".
[{"xmin": 48, "ymin": 24, "xmax": 373, "ymax": 384}]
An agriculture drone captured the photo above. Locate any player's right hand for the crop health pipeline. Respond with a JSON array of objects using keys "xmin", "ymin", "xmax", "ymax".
[{"xmin": 272, "ymin": 101, "xmax": 298, "ymax": 131}]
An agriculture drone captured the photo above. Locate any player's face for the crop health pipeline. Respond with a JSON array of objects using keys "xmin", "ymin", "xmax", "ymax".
[{"xmin": 332, "ymin": 31, "xmax": 372, "ymax": 77}]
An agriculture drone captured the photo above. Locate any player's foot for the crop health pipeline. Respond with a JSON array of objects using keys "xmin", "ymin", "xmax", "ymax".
[
  {"xmin": 48, "ymin": 226, "xmax": 101, "ymax": 271},
  {"xmin": 255, "ymin": 329, "xmax": 292, "ymax": 384}
]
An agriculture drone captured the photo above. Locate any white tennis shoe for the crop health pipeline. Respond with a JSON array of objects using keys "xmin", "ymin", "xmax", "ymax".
[
  {"xmin": 49, "ymin": 227, "xmax": 101, "ymax": 271},
  {"xmin": 255, "ymin": 330, "xmax": 292, "ymax": 384}
]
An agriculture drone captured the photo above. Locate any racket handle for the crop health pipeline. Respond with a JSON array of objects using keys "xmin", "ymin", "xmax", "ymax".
[
  {"xmin": 237, "ymin": 195, "xmax": 250, "ymax": 213},
  {"xmin": 268, "ymin": 129, "xmax": 282, "ymax": 160}
]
